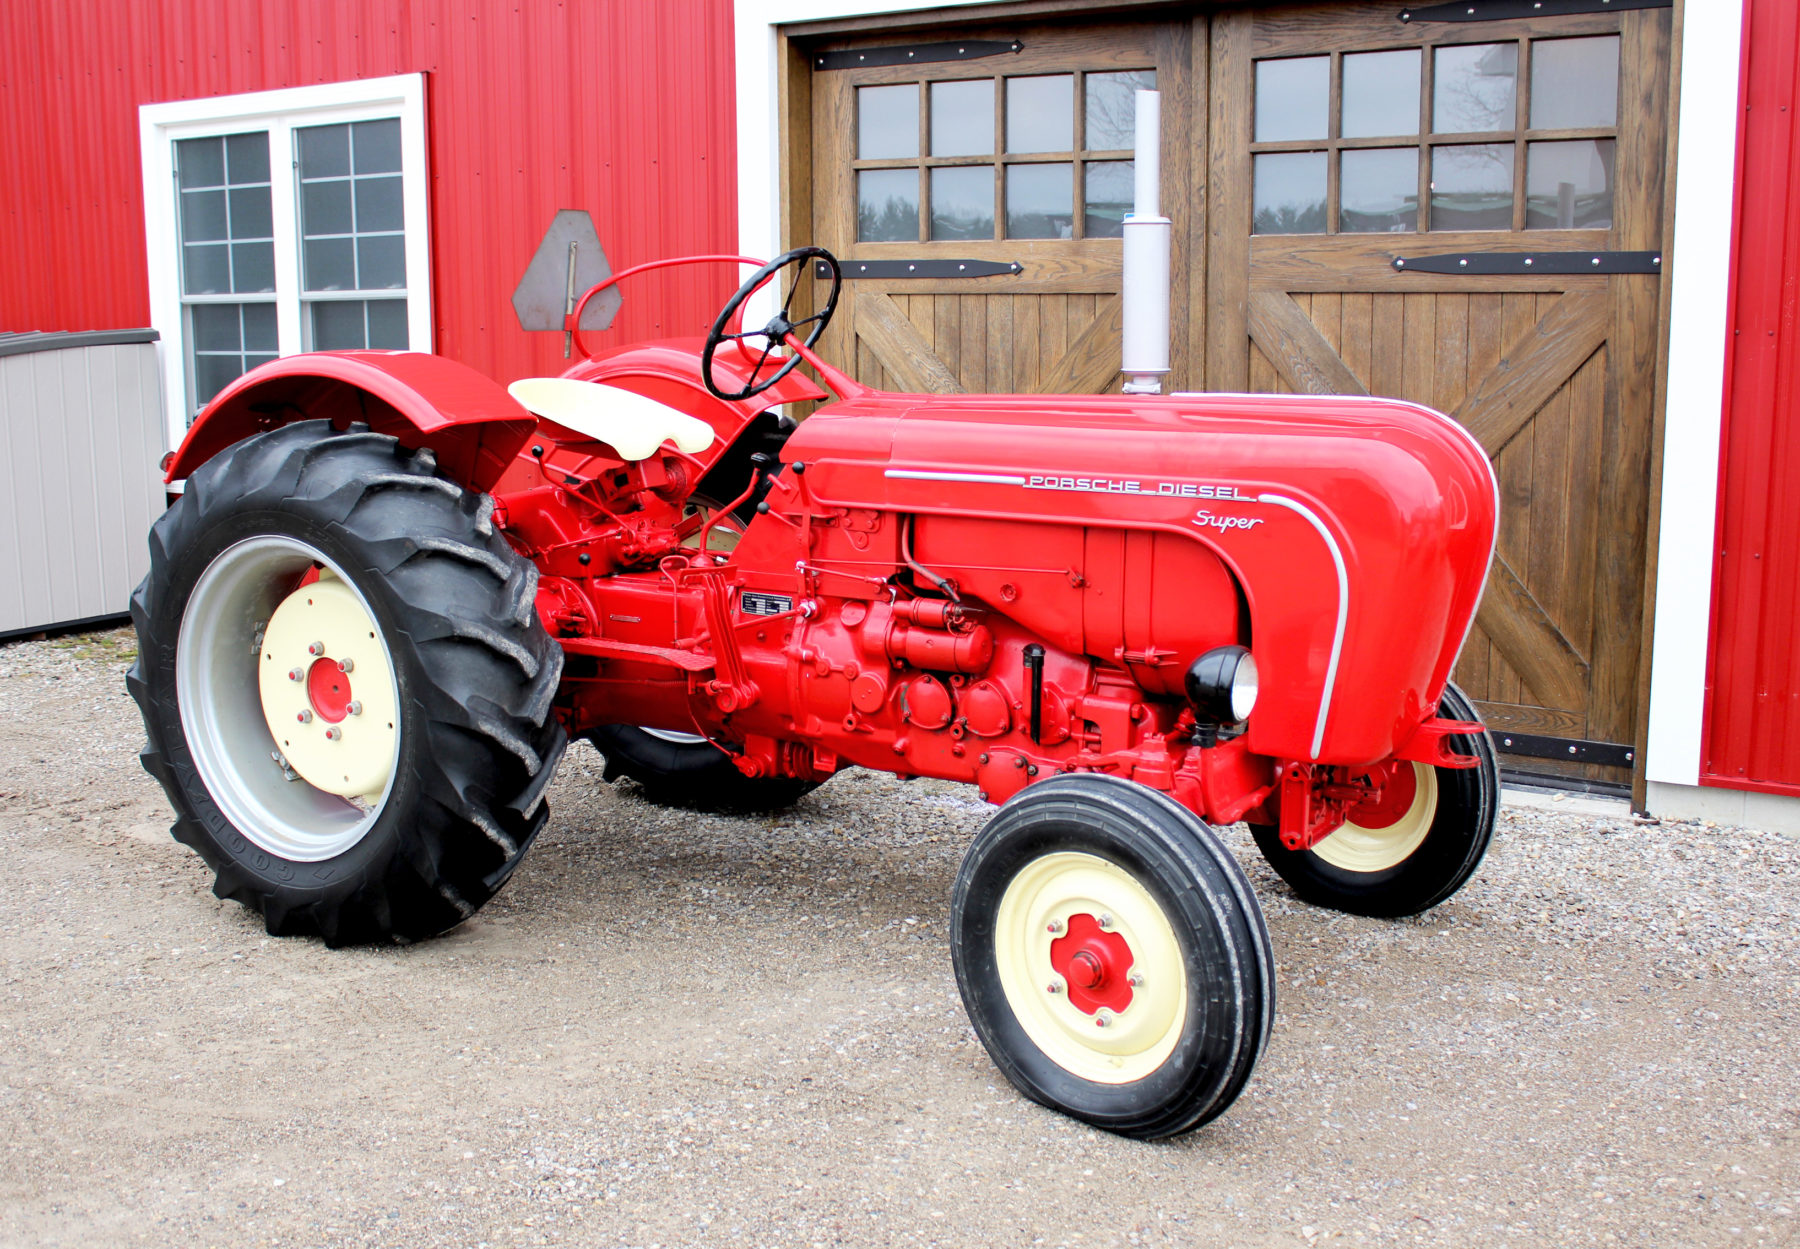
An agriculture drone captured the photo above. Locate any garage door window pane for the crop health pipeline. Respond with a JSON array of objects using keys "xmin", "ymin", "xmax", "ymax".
[
  {"xmin": 1341, "ymin": 148, "xmax": 1418, "ymax": 233},
  {"xmin": 858, "ymin": 168, "xmax": 919, "ymax": 241},
  {"xmin": 1255, "ymin": 57, "xmax": 1328, "ymax": 142},
  {"xmin": 1530, "ymin": 36, "xmax": 1620, "ymax": 130},
  {"xmin": 1006, "ymin": 163, "xmax": 1072, "ymax": 238},
  {"xmin": 1433, "ymin": 44, "xmax": 1517, "ymax": 134},
  {"xmin": 858, "ymin": 84, "xmax": 919, "ymax": 160},
  {"xmin": 1430, "ymin": 143, "xmax": 1514, "ymax": 230},
  {"xmin": 177, "ymin": 132, "xmax": 273, "ymax": 297},
  {"xmin": 930, "ymin": 165, "xmax": 994, "ymax": 240},
  {"xmin": 1253, "ymin": 151, "xmax": 1326, "ymax": 234},
  {"xmin": 1086, "ymin": 70, "xmax": 1155, "ymax": 151},
  {"xmin": 1526, "ymin": 139, "xmax": 1615, "ymax": 229},
  {"xmin": 931, "ymin": 80, "xmax": 993, "ymax": 157},
  {"xmin": 1084, "ymin": 160, "xmax": 1134, "ymax": 238},
  {"xmin": 1343, "ymin": 50, "xmax": 1421, "ymax": 139},
  {"xmin": 1006, "ymin": 76, "xmax": 1073, "ymax": 154}
]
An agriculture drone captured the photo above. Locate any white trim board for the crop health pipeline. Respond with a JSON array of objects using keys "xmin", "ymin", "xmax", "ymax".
[
  {"xmin": 1644, "ymin": 0, "xmax": 1745, "ymax": 787},
  {"xmin": 139, "ymin": 73, "xmax": 432, "ymax": 454}
]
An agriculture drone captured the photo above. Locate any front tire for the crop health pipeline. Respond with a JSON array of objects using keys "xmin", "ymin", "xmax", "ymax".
[
  {"xmin": 128, "ymin": 421, "xmax": 566, "ymax": 945},
  {"xmin": 1249, "ymin": 682, "xmax": 1499, "ymax": 918},
  {"xmin": 952, "ymin": 774, "xmax": 1275, "ymax": 1140}
]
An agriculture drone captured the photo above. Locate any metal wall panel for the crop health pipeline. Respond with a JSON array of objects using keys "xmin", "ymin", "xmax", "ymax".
[
  {"xmin": 0, "ymin": 0, "xmax": 741, "ymax": 386},
  {"xmin": 0, "ymin": 341, "xmax": 167, "ymax": 635},
  {"xmin": 1703, "ymin": 0, "xmax": 1800, "ymax": 794}
]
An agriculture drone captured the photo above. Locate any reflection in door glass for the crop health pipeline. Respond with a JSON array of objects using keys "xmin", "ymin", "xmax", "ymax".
[
  {"xmin": 1340, "ymin": 148, "xmax": 1418, "ymax": 233},
  {"xmin": 1526, "ymin": 139, "xmax": 1615, "ymax": 229},
  {"xmin": 1085, "ymin": 71, "xmax": 1155, "ymax": 150},
  {"xmin": 1006, "ymin": 76, "xmax": 1074, "ymax": 153},
  {"xmin": 1430, "ymin": 143, "xmax": 1514, "ymax": 230},
  {"xmin": 1253, "ymin": 151, "xmax": 1326, "ymax": 234},
  {"xmin": 1433, "ymin": 43, "xmax": 1518, "ymax": 133},
  {"xmin": 858, "ymin": 84, "xmax": 919, "ymax": 160},
  {"xmin": 1530, "ymin": 36, "xmax": 1620, "ymax": 130},
  {"xmin": 1084, "ymin": 161, "xmax": 1134, "ymax": 238},
  {"xmin": 1342, "ymin": 49, "xmax": 1421, "ymax": 139},
  {"xmin": 1006, "ymin": 163, "xmax": 1073, "ymax": 238},
  {"xmin": 931, "ymin": 80, "xmax": 994, "ymax": 157},
  {"xmin": 858, "ymin": 168, "xmax": 919, "ymax": 241},
  {"xmin": 931, "ymin": 165, "xmax": 995, "ymax": 240},
  {"xmin": 1254, "ymin": 57, "xmax": 1328, "ymax": 142}
]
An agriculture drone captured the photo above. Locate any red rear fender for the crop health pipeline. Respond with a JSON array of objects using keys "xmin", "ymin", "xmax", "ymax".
[{"xmin": 166, "ymin": 352, "xmax": 537, "ymax": 492}]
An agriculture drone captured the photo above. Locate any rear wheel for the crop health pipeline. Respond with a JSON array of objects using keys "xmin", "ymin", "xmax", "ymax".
[
  {"xmin": 586, "ymin": 724, "xmax": 819, "ymax": 814},
  {"xmin": 952, "ymin": 774, "xmax": 1274, "ymax": 1140},
  {"xmin": 128, "ymin": 421, "xmax": 566, "ymax": 945},
  {"xmin": 1249, "ymin": 683, "xmax": 1498, "ymax": 918}
]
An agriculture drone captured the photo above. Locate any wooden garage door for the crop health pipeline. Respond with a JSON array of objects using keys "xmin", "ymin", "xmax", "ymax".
[
  {"xmin": 804, "ymin": 18, "xmax": 1193, "ymax": 396},
  {"xmin": 1206, "ymin": 2, "xmax": 1670, "ymax": 784}
]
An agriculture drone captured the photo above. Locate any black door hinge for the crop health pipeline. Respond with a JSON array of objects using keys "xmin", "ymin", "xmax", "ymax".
[
  {"xmin": 819, "ymin": 259, "xmax": 1023, "ymax": 280},
  {"xmin": 1393, "ymin": 251, "xmax": 1663, "ymax": 275},
  {"xmin": 1401, "ymin": 0, "xmax": 1670, "ymax": 21},
  {"xmin": 1494, "ymin": 731, "xmax": 1635, "ymax": 769},
  {"xmin": 816, "ymin": 40, "xmax": 1021, "ymax": 71}
]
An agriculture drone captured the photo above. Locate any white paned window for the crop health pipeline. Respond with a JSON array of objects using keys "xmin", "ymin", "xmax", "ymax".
[{"xmin": 140, "ymin": 74, "xmax": 431, "ymax": 449}]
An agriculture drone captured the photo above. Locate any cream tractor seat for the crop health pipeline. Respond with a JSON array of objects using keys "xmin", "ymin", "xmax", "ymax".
[{"xmin": 506, "ymin": 378, "xmax": 717, "ymax": 462}]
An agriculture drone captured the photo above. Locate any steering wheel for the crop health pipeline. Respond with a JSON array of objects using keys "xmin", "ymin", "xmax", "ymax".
[{"xmin": 702, "ymin": 247, "xmax": 841, "ymax": 402}]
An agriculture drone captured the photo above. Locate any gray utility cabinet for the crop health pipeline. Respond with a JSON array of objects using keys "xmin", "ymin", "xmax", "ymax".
[{"xmin": 0, "ymin": 331, "xmax": 168, "ymax": 638}]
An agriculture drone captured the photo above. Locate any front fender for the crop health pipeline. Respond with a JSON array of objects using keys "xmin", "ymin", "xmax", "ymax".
[{"xmin": 166, "ymin": 351, "xmax": 537, "ymax": 493}]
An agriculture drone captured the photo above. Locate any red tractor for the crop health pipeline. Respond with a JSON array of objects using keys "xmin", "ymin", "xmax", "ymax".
[{"xmin": 130, "ymin": 248, "xmax": 1499, "ymax": 1140}]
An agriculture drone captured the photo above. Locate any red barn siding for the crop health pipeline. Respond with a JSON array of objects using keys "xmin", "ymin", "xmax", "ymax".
[
  {"xmin": 0, "ymin": 0, "xmax": 740, "ymax": 384},
  {"xmin": 1703, "ymin": 0, "xmax": 1800, "ymax": 794}
]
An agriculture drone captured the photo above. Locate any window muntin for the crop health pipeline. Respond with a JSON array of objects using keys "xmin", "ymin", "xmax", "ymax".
[
  {"xmin": 1250, "ymin": 34, "xmax": 1619, "ymax": 235},
  {"xmin": 297, "ymin": 119, "xmax": 409, "ymax": 350},
  {"xmin": 176, "ymin": 132, "xmax": 279, "ymax": 407},
  {"xmin": 851, "ymin": 67, "xmax": 1155, "ymax": 243}
]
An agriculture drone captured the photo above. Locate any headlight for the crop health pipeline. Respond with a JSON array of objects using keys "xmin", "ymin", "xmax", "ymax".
[{"xmin": 1185, "ymin": 645, "xmax": 1257, "ymax": 725}]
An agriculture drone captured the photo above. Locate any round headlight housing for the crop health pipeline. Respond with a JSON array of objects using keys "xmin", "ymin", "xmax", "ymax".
[{"xmin": 1184, "ymin": 645, "xmax": 1258, "ymax": 725}]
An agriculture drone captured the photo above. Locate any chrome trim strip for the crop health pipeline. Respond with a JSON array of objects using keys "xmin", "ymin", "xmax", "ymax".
[
  {"xmin": 1257, "ymin": 493, "xmax": 1348, "ymax": 759},
  {"xmin": 883, "ymin": 469, "xmax": 1030, "ymax": 485}
]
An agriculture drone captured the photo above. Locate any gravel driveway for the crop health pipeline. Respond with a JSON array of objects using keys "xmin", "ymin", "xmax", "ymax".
[{"xmin": 1, "ymin": 628, "xmax": 1796, "ymax": 1249}]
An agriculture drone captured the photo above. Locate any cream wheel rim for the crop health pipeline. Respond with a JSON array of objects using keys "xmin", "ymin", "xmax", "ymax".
[
  {"xmin": 1311, "ymin": 762, "xmax": 1439, "ymax": 873},
  {"xmin": 993, "ymin": 851, "xmax": 1188, "ymax": 1084},
  {"xmin": 176, "ymin": 536, "xmax": 401, "ymax": 864}
]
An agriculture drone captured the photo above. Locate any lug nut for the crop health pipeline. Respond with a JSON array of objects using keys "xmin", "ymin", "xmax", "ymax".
[
  {"xmin": 324, "ymin": 726, "xmax": 342, "ymax": 741},
  {"xmin": 307, "ymin": 641, "xmax": 325, "ymax": 656},
  {"xmin": 337, "ymin": 657, "xmax": 354, "ymax": 673},
  {"xmin": 288, "ymin": 667, "xmax": 305, "ymax": 682},
  {"xmin": 1094, "ymin": 1012, "xmax": 1111, "ymax": 1029},
  {"xmin": 1128, "ymin": 971, "xmax": 1146, "ymax": 989},
  {"xmin": 1098, "ymin": 913, "xmax": 1115, "ymax": 930},
  {"xmin": 346, "ymin": 700, "xmax": 363, "ymax": 716},
  {"xmin": 1046, "ymin": 981, "xmax": 1063, "ymax": 995},
  {"xmin": 1046, "ymin": 919, "xmax": 1064, "ymax": 934},
  {"xmin": 296, "ymin": 709, "xmax": 313, "ymax": 724}
]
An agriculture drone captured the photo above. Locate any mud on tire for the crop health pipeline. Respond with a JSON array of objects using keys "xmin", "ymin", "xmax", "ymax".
[{"xmin": 128, "ymin": 421, "xmax": 566, "ymax": 945}]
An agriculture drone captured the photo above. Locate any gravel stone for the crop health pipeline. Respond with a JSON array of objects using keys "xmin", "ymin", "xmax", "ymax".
[{"xmin": 1, "ymin": 627, "xmax": 1796, "ymax": 1247}]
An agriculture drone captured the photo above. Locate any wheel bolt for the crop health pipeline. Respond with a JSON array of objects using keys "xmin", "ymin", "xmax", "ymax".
[
  {"xmin": 296, "ymin": 709, "xmax": 313, "ymax": 723},
  {"xmin": 347, "ymin": 700, "xmax": 363, "ymax": 716},
  {"xmin": 1098, "ymin": 913, "xmax": 1115, "ymax": 930},
  {"xmin": 1094, "ymin": 1012, "xmax": 1111, "ymax": 1029},
  {"xmin": 1128, "ymin": 971, "xmax": 1146, "ymax": 988},
  {"xmin": 1046, "ymin": 919, "xmax": 1064, "ymax": 934},
  {"xmin": 288, "ymin": 667, "xmax": 305, "ymax": 682},
  {"xmin": 307, "ymin": 641, "xmax": 326, "ymax": 656},
  {"xmin": 324, "ymin": 726, "xmax": 342, "ymax": 741},
  {"xmin": 337, "ymin": 657, "xmax": 354, "ymax": 673},
  {"xmin": 1045, "ymin": 980, "xmax": 1063, "ymax": 995}
]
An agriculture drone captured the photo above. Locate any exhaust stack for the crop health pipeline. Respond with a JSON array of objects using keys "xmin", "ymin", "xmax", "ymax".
[{"xmin": 1121, "ymin": 89, "xmax": 1171, "ymax": 395}]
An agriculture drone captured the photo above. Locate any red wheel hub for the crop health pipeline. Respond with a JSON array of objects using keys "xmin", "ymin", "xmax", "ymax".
[
  {"xmin": 1049, "ymin": 913, "xmax": 1135, "ymax": 1015},
  {"xmin": 1344, "ymin": 760, "xmax": 1418, "ymax": 830},
  {"xmin": 306, "ymin": 657, "xmax": 354, "ymax": 723}
]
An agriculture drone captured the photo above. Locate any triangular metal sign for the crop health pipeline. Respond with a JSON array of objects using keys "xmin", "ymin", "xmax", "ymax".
[{"xmin": 512, "ymin": 210, "xmax": 622, "ymax": 332}]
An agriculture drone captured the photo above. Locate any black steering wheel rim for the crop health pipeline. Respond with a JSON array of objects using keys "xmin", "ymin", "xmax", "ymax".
[{"xmin": 702, "ymin": 247, "xmax": 841, "ymax": 402}]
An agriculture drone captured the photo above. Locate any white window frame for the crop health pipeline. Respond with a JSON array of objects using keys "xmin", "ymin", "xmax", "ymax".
[{"xmin": 140, "ymin": 73, "xmax": 432, "ymax": 451}]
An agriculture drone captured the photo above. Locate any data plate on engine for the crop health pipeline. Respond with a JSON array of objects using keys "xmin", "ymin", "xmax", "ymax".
[{"xmin": 740, "ymin": 591, "xmax": 793, "ymax": 617}]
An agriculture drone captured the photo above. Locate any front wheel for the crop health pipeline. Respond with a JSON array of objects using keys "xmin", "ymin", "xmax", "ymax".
[
  {"xmin": 952, "ymin": 774, "xmax": 1274, "ymax": 1140},
  {"xmin": 1249, "ymin": 682, "xmax": 1499, "ymax": 918},
  {"xmin": 128, "ymin": 421, "xmax": 566, "ymax": 945}
]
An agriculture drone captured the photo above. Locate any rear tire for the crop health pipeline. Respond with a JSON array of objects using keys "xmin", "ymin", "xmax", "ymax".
[
  {"xmin": 1249, "ymin": 682, "xmax": 1498, "ymax": 918},
  {"xmin": 951, "ymin": 774, "xmax": 1275, "ymax": 1140},
  {"xmin": 128, "ymin": 421, "xmax": 566, "ymax": 945},
  {"xmin": 586, "ymin": 724, "xmax": 820, "ymax": 814}
]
